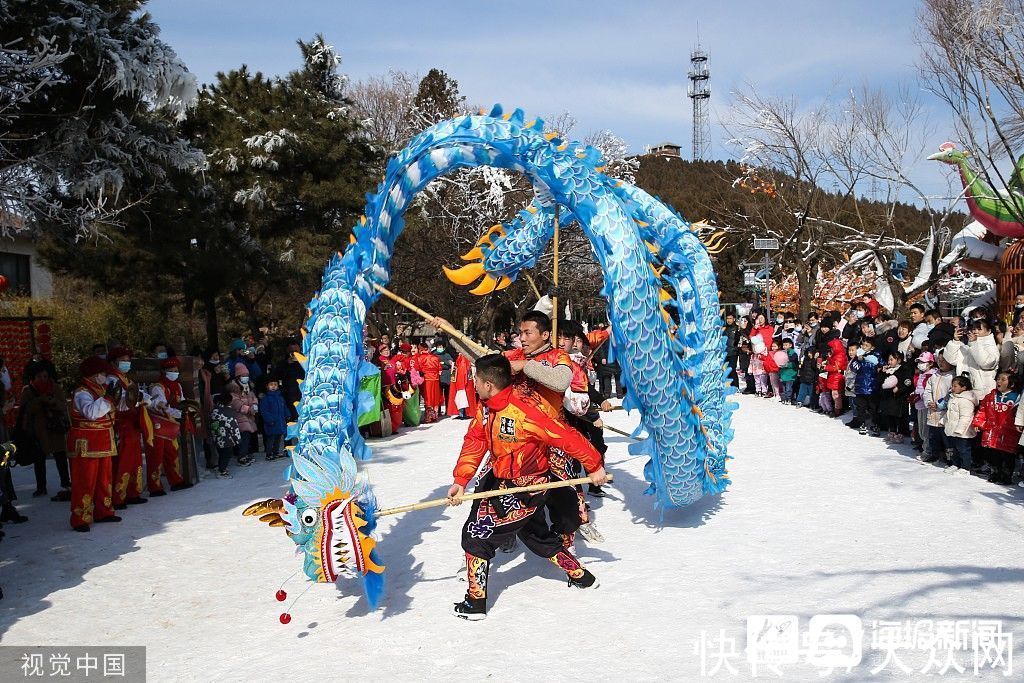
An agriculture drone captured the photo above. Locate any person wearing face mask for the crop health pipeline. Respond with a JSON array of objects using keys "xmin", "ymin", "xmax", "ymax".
[
  {"xmin": 229, "ymin": 363, "xmax": 259, "ymax": 466},
  {"xmin": 1012, "ymin": 293, "xmax": 1024, "ymax": 328},
  {"xmin": 151, "ymin": 342, "xmax": 171, "ymax": 361},
  {"xmin": 67, "ymin": 356, "xmax": 120, "ymax": 531},
  {"xmin": 145, "ymin": 357, "xmax": 191, "ymax": 495},
  {"xmin": 106, "ymin": 347, "xmax": 149, "ymax": 509},
  {"xmin": 911, "ymin": 352, "xmax": 938, "ymax": 455}
]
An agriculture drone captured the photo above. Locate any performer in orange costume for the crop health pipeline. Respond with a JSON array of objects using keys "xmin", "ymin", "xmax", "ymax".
[
  {"xmin": 107, "ymin": 347, "xmax": 152, "ymax": 509},
  {"xmin": 446, "ymin": 354, "xmax": 607, "ymax": 620},
  {"xmin": 67, "ymin": 356, "xmax": 120, "ymax": 532}
]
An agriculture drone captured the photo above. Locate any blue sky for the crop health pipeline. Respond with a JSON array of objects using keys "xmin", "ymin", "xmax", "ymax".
[{"xmin": 147, "ymin": 0, "xmax": 957, "ymax": 201}]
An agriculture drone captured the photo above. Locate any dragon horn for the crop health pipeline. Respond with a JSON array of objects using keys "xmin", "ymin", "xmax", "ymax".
[
  {"xmin": 460, "ymin": 247, "xmax": 485, "ymax": 261},
  {"xmin": 443, "ymin": 262, "xmax": 486, "ymax": 286},
  {"xmin": 243, "ymin": 499, "xmax": 283, "ymax": 516},
  {"xmin": 495, "ymin": 276, "xmax": 512, "ymax": 291},
  {"xmin": 469, "ymin": 274, "xmax": 499, "ymax": 295}
]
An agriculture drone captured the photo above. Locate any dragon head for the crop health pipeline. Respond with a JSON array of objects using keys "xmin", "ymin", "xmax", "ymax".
[
  {"xmin": 927, "ymin": 141, "xmax": 971, "ymax": 164},
  {"xmin": 243, "ymin": 443, "xmax": 385, "ymax": 607}
]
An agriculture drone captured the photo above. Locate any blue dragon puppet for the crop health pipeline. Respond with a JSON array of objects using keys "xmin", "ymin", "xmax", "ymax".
[{"xmin": 244, "ymin": 105, "xmax": 736, "ymax": 611}]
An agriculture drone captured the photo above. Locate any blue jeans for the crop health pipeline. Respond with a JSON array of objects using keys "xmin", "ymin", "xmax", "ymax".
[
  {"xmin": 797, "ymin": 382, "xmax": 813, "ymax": 406},
  {"xmin": 264, "ymin": 433, "xmax": 284, "ymax": 458},
  {"xmin": 782, "ymin": 381, "xmax": 795, "ymax": 402},
  {"xmin": 948, "ymin": 436, "xmax": 972, "ymax": 469}
]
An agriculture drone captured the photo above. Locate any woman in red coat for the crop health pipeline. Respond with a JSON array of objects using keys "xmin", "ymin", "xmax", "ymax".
[{"xmin": 445, "ymin": 353, "xmax": 478, "ymax": 419}]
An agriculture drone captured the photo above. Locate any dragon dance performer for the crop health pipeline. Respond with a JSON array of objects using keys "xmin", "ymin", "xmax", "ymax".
[
  {"xmin": 145, "ymin": 357, "xmax": 193, "ymax": 495},
  {"xmin": 557, "ymin": 320, "xmax": 611, "ymax": 498},
  {"xmin": 67, "ymin": 357, "xmax": 121, "ymax": 532},
  {"xmin": 107, "ymin": 347, "xmax": 152, "ymax": 509},
  {"xmin": 446, "ymin": 354, "xmax": 607, "ymax": 621},
  {"xmin": 435, "ymin": 311, "xmax": 594, "ymax": 548}
]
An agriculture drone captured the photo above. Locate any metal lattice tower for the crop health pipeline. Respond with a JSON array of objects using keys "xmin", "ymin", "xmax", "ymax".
[{"xmin": 687, "ymin": 43, "xmax": 711, "ymax": 161}]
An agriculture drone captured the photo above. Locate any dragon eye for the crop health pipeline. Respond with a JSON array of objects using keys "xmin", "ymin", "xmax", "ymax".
[{"xmin": 300, "ymin": 509, "xmax": 318, "ymax": 527}]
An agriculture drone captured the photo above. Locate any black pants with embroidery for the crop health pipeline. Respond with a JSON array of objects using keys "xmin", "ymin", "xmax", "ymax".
[{"xmin": 460, "ymin": 472, "xmax": 565, "ymax": 560}]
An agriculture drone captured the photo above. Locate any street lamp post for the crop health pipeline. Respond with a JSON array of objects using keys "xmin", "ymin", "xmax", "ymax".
[{"xmin": 739, "ymin": 238, "xmax": 779, "ymax": 318}]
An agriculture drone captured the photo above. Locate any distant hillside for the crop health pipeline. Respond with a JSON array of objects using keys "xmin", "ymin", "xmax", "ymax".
[{"xmin": 633, "ymin": 155, "xmax": 966, "ymax": 302}]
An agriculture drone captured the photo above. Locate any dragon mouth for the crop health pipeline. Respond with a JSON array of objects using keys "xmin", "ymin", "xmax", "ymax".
[{"xmin": 319, "ymin": 500, "xmax": 356, "ymax": 582}]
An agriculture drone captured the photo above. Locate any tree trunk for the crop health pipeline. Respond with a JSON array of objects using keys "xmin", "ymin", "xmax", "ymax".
[
  {"xmin": 202, "ymin": 291, "xmax": 219, "ymax": 351},
  {"xmin": 795, "ymin": 263, "xmax": 814, "ymax": 318}
]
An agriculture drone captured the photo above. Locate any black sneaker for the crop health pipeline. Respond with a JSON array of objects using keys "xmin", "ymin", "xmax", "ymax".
[
  {"xmin": 588, "ymin": 484, "xmax": 607, "ymax": 498},
  {"xmin": 452, "ymin": 596, "xmax": 487, "ymax": 621},
  {"xmin": 149, "ymin": 490, "xmax": 167, "ymax": 497},
  {"xmin": 126, "ymin": 497, "xmax": 148, "ymax": 505},
  {"xmin": 567, "ymin": 569, "xmax": 600, "ymax": 589},
  {"xmin": 95, "ymin": 515, "xmax": 122, "ymax": 523},
  {"xmin": 170, "ymin": 482, "xmax": 193, "ymax": 492}
]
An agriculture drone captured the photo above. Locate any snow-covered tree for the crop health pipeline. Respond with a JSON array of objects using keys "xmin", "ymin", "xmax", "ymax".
[{"xmin": 0, "ymin": 0, "xmax": 201, "ymax": 236}]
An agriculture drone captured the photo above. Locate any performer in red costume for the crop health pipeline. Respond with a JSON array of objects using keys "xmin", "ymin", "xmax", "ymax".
[
  {"xmin": 145, "ymin": 357, "xmax": 192, "ymax": 495},
  {"xmin": 446, "ymin": 353, "xmax": 478, "ymax": 419},
  {"xmin": 416, "ymin": 342, "xmax": 443, "ymax": 423},
  {"xmin": 107, "ymin": 347, "xmax": 152, "ymax": 509},
  {"xmin": 67, "ymin": 356, "xmax": 120, "ymax": 532}
]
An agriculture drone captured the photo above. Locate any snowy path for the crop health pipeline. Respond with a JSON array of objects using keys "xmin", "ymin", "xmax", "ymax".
[{"xmin": 1, "ymin": 395, "xmax": 1022, "ymax": 681}]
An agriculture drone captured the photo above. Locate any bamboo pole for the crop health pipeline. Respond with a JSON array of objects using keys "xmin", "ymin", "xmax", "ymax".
[
  {"xmin": 373, "ymin": 283, "xmax": 492, "ymax": 357},
  {"xmin": 551, "ymin": 204, "xmax": 560, "ymax": 341},
  {"xmin": 376, "ymin": 473, "xmax": 613, "ymax": 518}
]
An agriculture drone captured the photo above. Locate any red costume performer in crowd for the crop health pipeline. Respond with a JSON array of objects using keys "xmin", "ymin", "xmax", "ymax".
[
  {"xmin": 67, "ymin": 356, "xmax": 120, "ymax": 532},
  {"xmin": 416, "ymin": 342, "xmax": 443, "ymax": 422},
  {"xmin": 446, "ymin": 353, "xmax": 478, "ymax": 419},
  {"xmin": 107, "ymin": 347, "xmax": 152, "ymax": 509},
  {"xmin": 146, "ymin": 357, "xmax": 189, "ymax": 495}
]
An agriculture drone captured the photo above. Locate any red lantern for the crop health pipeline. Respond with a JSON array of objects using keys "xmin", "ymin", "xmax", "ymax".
[{"xmin": 0, "ymin": 275, "xmax": 7, "ymax": 291}]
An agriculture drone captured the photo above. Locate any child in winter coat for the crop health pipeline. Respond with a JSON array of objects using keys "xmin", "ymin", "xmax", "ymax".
[
  {"xmin": 878, "ymin": 351, "xmax": 914, "ymax": 443},
  {"xmin": 921, "ymin": 352, "xmax": 953, "ymax": 463},
  {"xmin": 975, "ymin": 371, "xmax": 1021, "ymax": 484},
  {"xmin": 767, "ymin": 341, "xmax": 786, "ymax": 402},
  {"xmin": 912, "ymin": 352, "xmax": 938, "ymax": 455},
  {"xmin": 849, "ymin": 340, "xmax": 881, "ymax": 435},
  {"xmin": 230, "ymin": 363, "xmax": 259, "ymax": 466},
  {"xmin": 796, "ymin": 348, "xmax": 819, "ymax": 407},
  {"xmin": 258, "ymin": 378, "xmax": 289, "ymax": 462},
  {"xmin": 823, "ymin": 336, "xmax": 848, "ymax": 417},
  {"xmin": 944, "ymin": 375, "xmax": 978, "ymax": 473},
  {"xmin": 778, "ymin": 339, "xmax": 799, "ymax": 403},
  {"xmin": 749, "ymin": 335, "xmax": 765, "ymax": 397},
  {"xmin": 209, "ymin": 392, "xmax": 241, "ymax": 479}
]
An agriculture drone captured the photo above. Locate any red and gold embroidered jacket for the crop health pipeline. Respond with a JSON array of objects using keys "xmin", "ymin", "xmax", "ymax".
[
  {"xmin": 453, "ymin": 385, "xmax": 602, "ymax": 487},
  {"xmin": 67, "ymin": 379, "xmax": 116, "ymax": 458}
]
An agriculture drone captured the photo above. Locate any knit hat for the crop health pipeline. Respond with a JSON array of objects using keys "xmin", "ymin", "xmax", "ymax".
[
  {"xmin": 160, "ymin": 357, "xmax": 181, "ymax": 370},
  {"xmin": 79, "ymin": 356, "xmax": 111, "ymax": 379},
  {"xmin": 107, "ymin": 346, "xmax": 132, "ymax": 361},
  {"xmin": 234, "ymin": 362, "xmax": 250, "ymax": 377},
  {"xmin": 399, "ymin": 342, "xmax": 412, "ymax": 353},
  {"xmin": 228, "ymin": 338, "xmax": 246, "ymax": 352}
]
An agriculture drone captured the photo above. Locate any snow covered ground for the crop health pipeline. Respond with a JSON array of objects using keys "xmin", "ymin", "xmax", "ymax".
[{"xmin": 1, "ymin": 394, "xmax": 1022, "ymax": 681}]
